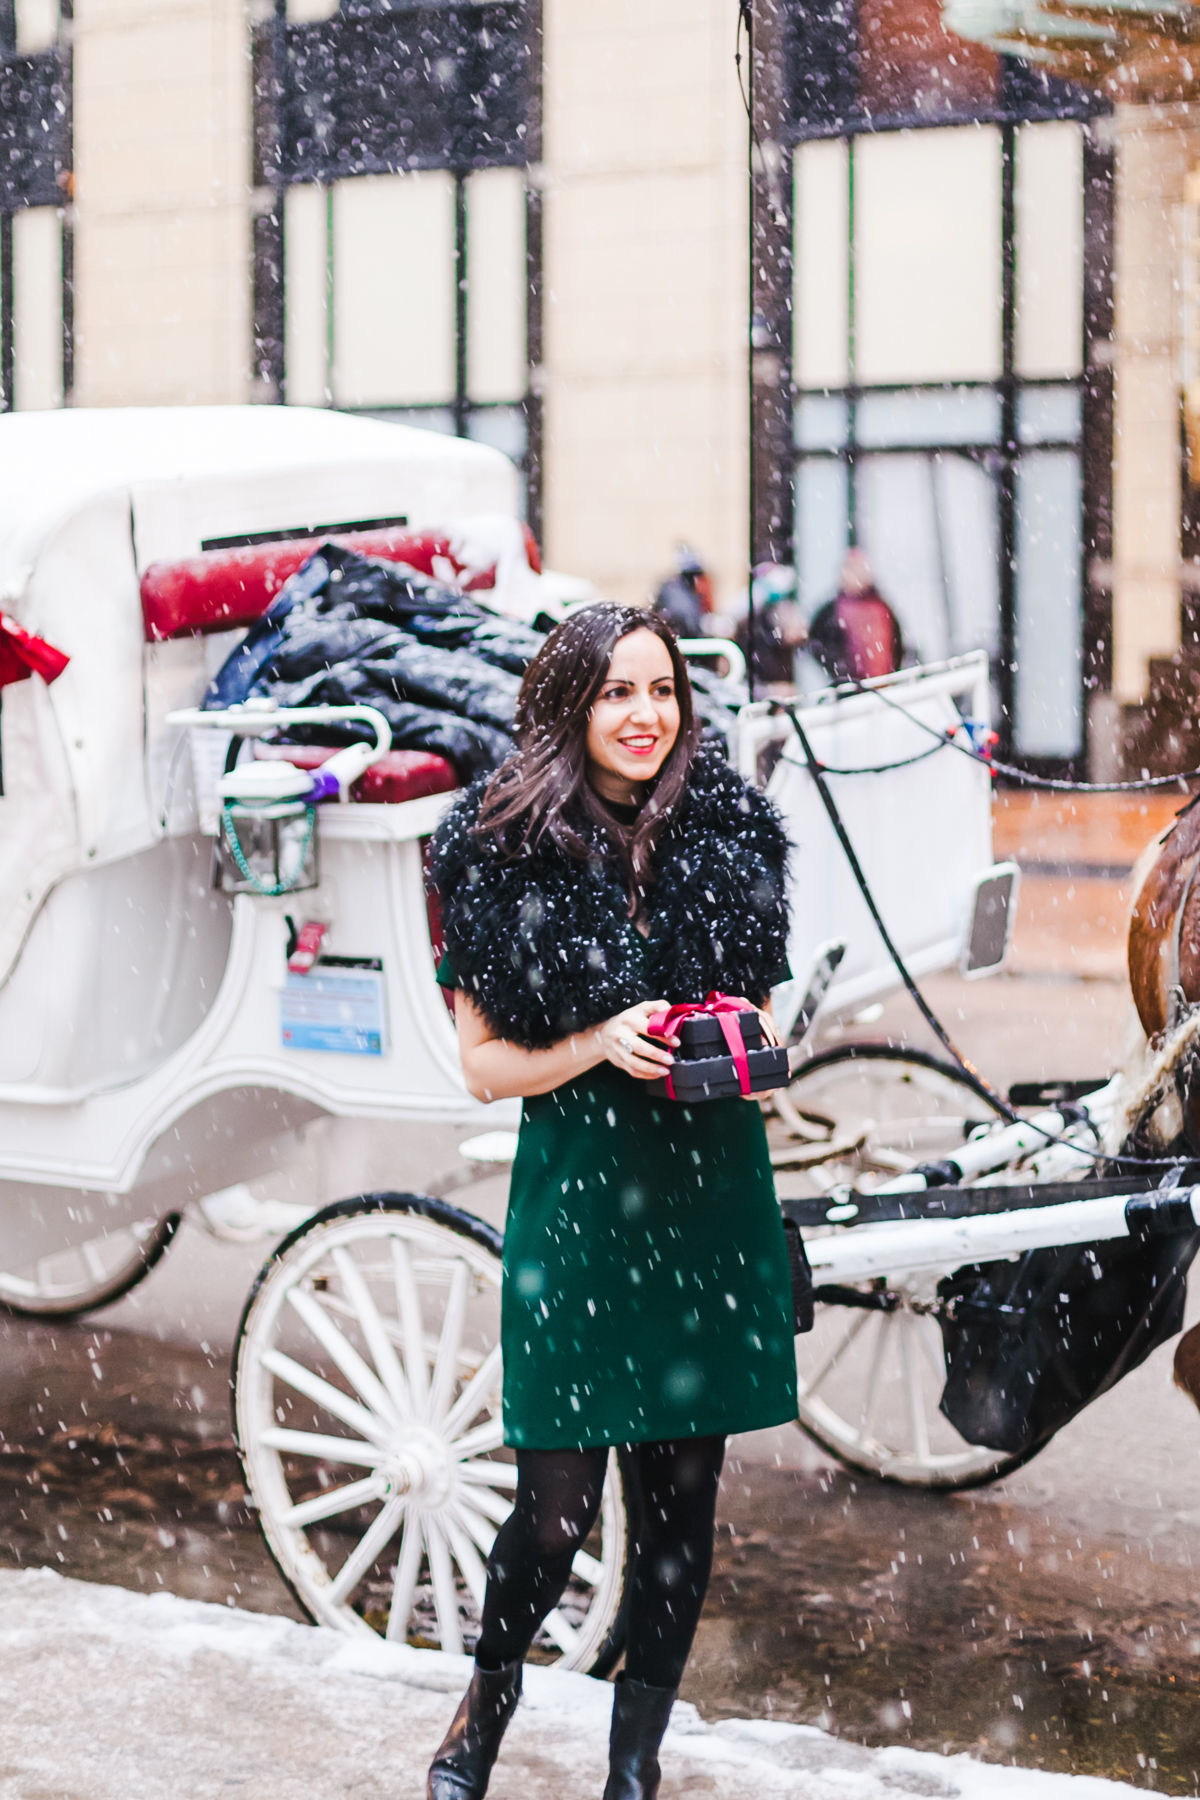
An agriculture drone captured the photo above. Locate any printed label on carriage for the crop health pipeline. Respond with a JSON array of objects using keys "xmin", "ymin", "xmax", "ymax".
[{"xmin": 280, "ymin": 961, "xmax": 387, "ymax": 1056}]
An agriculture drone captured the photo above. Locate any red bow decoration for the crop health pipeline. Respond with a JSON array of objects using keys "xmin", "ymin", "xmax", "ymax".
[
  {"xmin": 0, "ymin": 612, "xmax": 69, "ymax": 691},
  {"xmin": 647, "ymin": 991, "xmax": 756, "ymax": 1101}
]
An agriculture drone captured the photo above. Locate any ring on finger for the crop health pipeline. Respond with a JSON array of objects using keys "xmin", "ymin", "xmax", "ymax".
[{"xmin": 618, "ymin": 1031, "xmax": 635, "ymax": 1053}]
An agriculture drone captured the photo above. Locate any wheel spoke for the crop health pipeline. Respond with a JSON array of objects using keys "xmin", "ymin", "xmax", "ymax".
[
  {"xmin": 390, "ymin": 1504, "xmax": 426, "ymax": 1648},
  {"xmin": 442, "ymin": 1508, "xmax": 491, "ymax": 1611},
  {"xmin": 859, "ymin": 1311, "xmax": 893, "ymax": 1434},
  {"xmin": 331, "ymin": 1246, "xmax": 412, "ymax": 1417},
  {"xmin": 901, "ymin": 1313, "xmax": 931, "ymax": 1461},
  {"xmin": 262, "ymin": 1348, "xmax": 390, "ymax": 1447},
  {"xmin": 286, "ymin": 1286, "xmax": 400, "ymax": 1427},
  {"xmin": 327, "ymin": 1492, "xmax": 407, "ymax": 1607},
  {"xmin": 451, "ymin": 1494, "xmax": 510, "ymax": 1564},
  {"xmin": 571, "ymin": 1548, "xmax": 603, "ymax": 1585},
  {"xmin": 259, "ymin": 1426, "xmax": 381, "ymax": 1468},
  {"xmin": 539, "ymin": 1608, "xmax": 579, "ymax": 1654},
  {"xmin": 394, "ymin": 1239, "xmax": 430, "ymax": 1417},
  {"xmin": 455, "ymin": 1481, "xmax": 513, "ymax": 1526},
  {"xmin": 386, "ymin": 1511, "xmax": 425, "ymax": 1642},
  {"xmin": 442, "ymin": 1343, "xmax": 503, "ymax": 1441},
  {"xmin": 799, "ymin": 1307, "xmax": 871, "ymax": 1399},
  {"xmin": 428, "ymin": 1260, "xmax": 470, "ymax": 1423},
  {"xmin": 282, "ymin": 1475, "xmax": 385, "ymax": 1529},
  {"xmin": 452, "ymin": 1417, "xmax": 505, "ymax": 1459},
  {"xmin": 917, "ymin": 1314, "xmax": 947, "ymax": 1386},
  {"xmin": 455, "ymin": 1455, "xmax": 518, "ymax": 1490},
  {"xmin": 425, "ymin": 1517, "xmax": 464, "ymax": 1655}
]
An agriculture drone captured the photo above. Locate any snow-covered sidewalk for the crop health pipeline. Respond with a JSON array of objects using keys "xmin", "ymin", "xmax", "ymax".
[{"xmin": 0, "ymin": 1568, "xmax": 1142, "ymax": 1798}]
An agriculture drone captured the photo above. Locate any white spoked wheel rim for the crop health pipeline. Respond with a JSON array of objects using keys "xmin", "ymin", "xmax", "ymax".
[
  {"xmin": 781, "ymin": 1049, "xmax": 1021, "ymax": 1488},
  {"xmin": 235, "ymin": 1203, "xmax": 629, "ymax": 1669},
  {"xmin": 795, "ymin": 1283, "xmax": 1016, "ymax": 1487},
  {"xmin": 0, "ymin": 1213, "xmax": 178, "ymax": 1318}
]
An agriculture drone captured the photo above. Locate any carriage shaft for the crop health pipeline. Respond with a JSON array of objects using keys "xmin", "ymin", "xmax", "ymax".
[{"xmin": 804, "ymin": 1186, "xmax": 1200, "ymax": 1285}]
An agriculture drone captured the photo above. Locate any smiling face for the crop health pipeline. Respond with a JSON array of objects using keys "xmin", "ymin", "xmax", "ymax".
[{"xmin": 584, "ymin": 627, "xmax": 681, "ymax": 805}]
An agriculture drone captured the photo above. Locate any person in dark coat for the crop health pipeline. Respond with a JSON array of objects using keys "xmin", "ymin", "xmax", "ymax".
[
  {"xmin": 652, "ymin": 544, "xmax": 711, "ymax": 638},
  {"xmin": 734, "ymin": 563, "xmax": 805, "ymax": 689},
  {"xmin": 425, "ymin": 603, "xmax": 797, "ymax": 1800},
  {"xmin": 807, "ymin": 548, "xmax": 903, "ymax": 684}
]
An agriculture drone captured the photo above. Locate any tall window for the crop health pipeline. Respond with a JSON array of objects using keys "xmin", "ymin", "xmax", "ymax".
[
  {"xmin": 255, "ymin": 0, "xmax": 537, "ymax": 517},
  {"xmin": 775, "ymin": 0, "xmax": 1111, "ymax": 769},
  {"xmin": 793, "ymin": 121, "xmax": 1085, "ymax": 758},
  {"xmin": 283, "ymin": 167, "xmax": 529, "ymax": 498}
]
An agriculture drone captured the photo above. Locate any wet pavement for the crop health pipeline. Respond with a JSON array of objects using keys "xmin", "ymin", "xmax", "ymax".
[
  {"xmin": 0, "ymin": 792, "xmax": 1196, "ymax": 1789},
  {"xmin": 0, "ymin": 1316, "xmax": 299, "ymax": 1619},
  {"xmin": 687, "ymin": 792, "xmax": 1200, "ymax": 1791},
  {"xmin": 700, "ymin": 1442, "xmax": 1200, "ymax": 1792},
  {"xmin": 4, "ymin": 1284, "xmax": 1200, "ymax": 1791}
]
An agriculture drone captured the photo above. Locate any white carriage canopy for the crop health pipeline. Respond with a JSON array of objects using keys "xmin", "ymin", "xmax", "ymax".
[{"xmin": 0, "ymin": 406, "xmax": 520, "ymax": 996}]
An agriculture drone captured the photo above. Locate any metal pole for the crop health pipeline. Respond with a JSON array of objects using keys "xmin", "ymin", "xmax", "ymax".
[
  {"xmin": 998, "ymin": 121, "xmax": 1017, "ymax": 756},
  {"xmin": 806, "ymin": 1187, "xmax": 1200, "ymax": 1286},
  {"xmin": 743, "ymin": 0, "xmax": 755, "ymax": 700},
  {"xmin": 0, "ymin": 213, "xmax": 13, "ymax": 414},
  {"xmin": 523, "ymin": 0, "xmax": 544, "ymax": 548},
  {"xmin": 454, "ymin": 172, "xmax": 468, "ymax": 439}
]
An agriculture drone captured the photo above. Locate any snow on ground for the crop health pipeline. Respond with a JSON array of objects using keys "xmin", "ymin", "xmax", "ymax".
[{"xmin": 0, "ymin": 1568, "xmax": 1143, "ymax": 1799}]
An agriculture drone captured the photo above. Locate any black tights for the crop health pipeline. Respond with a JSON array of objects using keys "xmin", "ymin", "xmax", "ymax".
[{"xmin": 474, "ymin": 1436, "xmax": 725, "ymax": 1690}]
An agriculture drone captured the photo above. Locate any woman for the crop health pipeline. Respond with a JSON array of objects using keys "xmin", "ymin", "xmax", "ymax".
[{"xmin": 427, "ymin": 604, "xmax": 797, "ymax": 1800}]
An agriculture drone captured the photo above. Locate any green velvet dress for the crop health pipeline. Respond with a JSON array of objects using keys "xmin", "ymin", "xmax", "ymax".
[{"xmin": 438, "ymin": 951, "xmax": 798, "ymax": 1451}]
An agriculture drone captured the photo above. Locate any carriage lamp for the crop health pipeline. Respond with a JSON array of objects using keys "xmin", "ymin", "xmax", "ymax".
[
  {"xmin": 176, "ymin": 704, "xmax": 393, "ymax": 899},
  {"xmin": 214, "ymin": 759, "xmax": 320, "ymax": 897}
]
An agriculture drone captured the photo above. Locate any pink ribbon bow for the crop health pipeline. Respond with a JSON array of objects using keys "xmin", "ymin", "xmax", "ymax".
[{"xmin": 647, "ymin": 991, "xmax": 756, "ymax": 1100}]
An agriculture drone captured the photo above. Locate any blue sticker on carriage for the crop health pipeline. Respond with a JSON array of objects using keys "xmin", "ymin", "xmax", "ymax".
[{"xmin": 280, "ymin": 967, "xmax": 387, "ymax": 1055}]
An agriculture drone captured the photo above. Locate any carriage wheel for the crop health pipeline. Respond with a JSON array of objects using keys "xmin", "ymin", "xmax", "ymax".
[
  {"xmin": 234, "ymin": 1193, "xmax": 633, "ymax": 1672},
  {"xmin": 0, "ymin": 1213, "xmax": 179, "ymax": 1320},
  {"xmin": 779, "ymin": 1043, "xmax": 1033, "ymax": 1490}
]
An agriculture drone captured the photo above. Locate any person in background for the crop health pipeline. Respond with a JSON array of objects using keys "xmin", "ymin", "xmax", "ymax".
[
  {"xmin": 807, "ymin": 548, "xmax": 903, "ymax": 685},
  {"xmin": 734, "ymin": 563, "xmax": 805, "ymax": 689},
  {"xmin": 652, "ymin": 544, "xmax": 712, "ymax": 639}
]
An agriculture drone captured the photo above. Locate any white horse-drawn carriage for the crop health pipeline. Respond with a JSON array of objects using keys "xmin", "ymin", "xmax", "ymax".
[{"xmin": 4, "ymin": 404, "xmax": 1163, "ymax": 1675}]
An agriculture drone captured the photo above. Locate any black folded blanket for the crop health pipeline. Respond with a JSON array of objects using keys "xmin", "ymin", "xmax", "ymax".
[{"xmin": 203, "ymin": 541, "xmax": 744, "ymax": 780}]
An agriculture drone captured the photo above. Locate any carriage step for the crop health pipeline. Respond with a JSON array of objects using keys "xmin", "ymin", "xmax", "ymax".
[{"xmin": 193, "ymin": 1184, "xmax": 317, "ymax": 1243}]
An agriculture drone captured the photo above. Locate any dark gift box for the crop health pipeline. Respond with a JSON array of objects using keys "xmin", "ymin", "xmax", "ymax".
[{"xmin": 646, "ymin": 1008, "xmax": 789, "ymax": 1103}]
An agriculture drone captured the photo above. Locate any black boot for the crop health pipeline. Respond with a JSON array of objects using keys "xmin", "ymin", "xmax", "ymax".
[
  {"xmin": 426, "ymin": 1659, "xmax": 523, "ymax": 1800},
  {"xmin": 602, "ymin": 1674, "xmax": 677, "ymax": 1800}
]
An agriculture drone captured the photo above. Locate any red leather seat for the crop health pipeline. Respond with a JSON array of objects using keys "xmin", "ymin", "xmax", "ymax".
[{"xmin": 252, "ymin": 743, "xmax": 458, "ymax": 804}]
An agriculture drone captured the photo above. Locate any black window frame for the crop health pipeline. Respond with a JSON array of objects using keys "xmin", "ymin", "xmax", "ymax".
[
  {"xmin": 0, "ymin": 1, "xmax": 72, "ymax": 414},
  {"xmin": 252, "ymin": 0, "xmax": 543, "ymax": 538},
  {"xmin": 754, "ymin": 0, "xmax": 1114, "ymax": 773}
]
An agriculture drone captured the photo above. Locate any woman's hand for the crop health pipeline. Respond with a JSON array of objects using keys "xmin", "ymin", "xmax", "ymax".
[
  {"xmin": 750, "ymin": 1001, "xmax": 783, "ymax": 1099},
  {"xmin": 452, "ymin": 994, "xmax": 776, "ymax": 1104},
  {"xmin": 453, "ymin": 994, "xmax": 677, "ymax": 1102},
  {"xmin": 598, "ymin": 1001, "xmax": 679, "ymax": 1081},
  {"xmin": 756, "ymin": 1007, "xmax": 780, "ymax": 1048}
]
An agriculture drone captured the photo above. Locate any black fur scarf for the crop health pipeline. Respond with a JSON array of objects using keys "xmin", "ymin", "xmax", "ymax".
[{"xmin": 429, "ymin": 747, "xmax": 790, "ymax": 1049}]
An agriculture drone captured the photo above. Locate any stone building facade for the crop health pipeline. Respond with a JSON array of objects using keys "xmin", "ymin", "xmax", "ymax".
[{"xmin": 0, "ymin": 0, "xmax": 1145, "ymax": 773}]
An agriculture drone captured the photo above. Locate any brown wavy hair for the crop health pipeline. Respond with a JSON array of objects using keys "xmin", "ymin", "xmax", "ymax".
[{"xmin": 474, "ymin": 603, "xmax": 699, "ymax": 893}]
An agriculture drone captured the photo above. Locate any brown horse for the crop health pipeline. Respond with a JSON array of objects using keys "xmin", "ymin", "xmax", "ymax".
[
  {"xmin": 1128, "ymin": 798, "xmax": 1200, "ymax": 1408},
  {"xmin": 1128, "ymin": 797, "xmax": 1200, "ymax": 1038}
]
